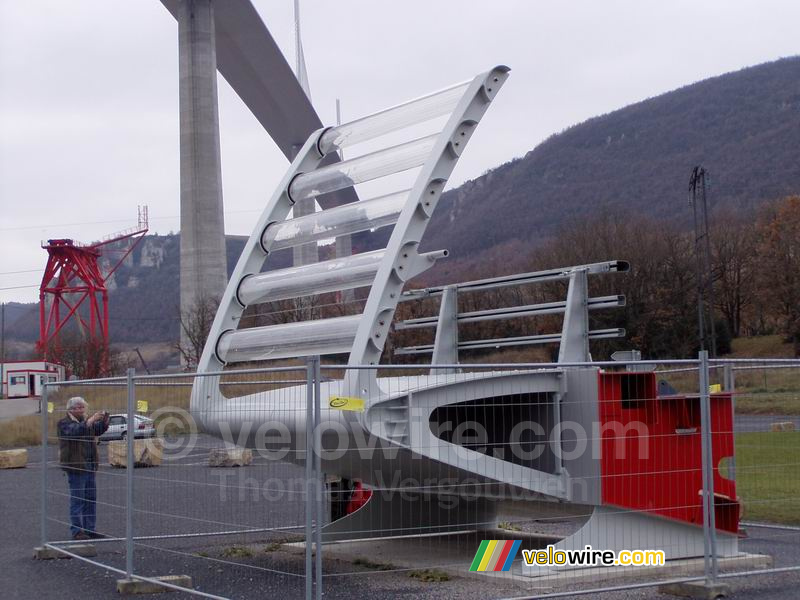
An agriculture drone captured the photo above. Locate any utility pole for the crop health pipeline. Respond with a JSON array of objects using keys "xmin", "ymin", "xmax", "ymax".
[
  {"xmin": 133, "ymin": 348, "xmax": 151, "ymax": 375},
  {"xmin": 689, "ymin": 166, "xmax": 717, "ymax": 357},
  {"xmin": 1, "ymin": 302, "xmax": 5, "ymax": 399}
]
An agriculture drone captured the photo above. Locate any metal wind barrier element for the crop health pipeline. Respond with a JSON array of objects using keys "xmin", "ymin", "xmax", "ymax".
[
  {"xmin": 237, "ymin": 249, "xmax": 386, "ymax": 305},
  {"xmin": 395, "ymin": 260, "xmax": 628, "ymax": 361},
  {"xmin": 316, "ymin": 80, "xmax": 471, "ymax": 154},
  {"xmin": 195, "ymin": 65, "xmax": 511, "ymax": 401},
  {"xmin": 35, "ymin": 358, "xmax": 800, "ymax": 599},
  {"xmin": 260, "ymin": 190, "xmax": 408, "ymax": 252}
]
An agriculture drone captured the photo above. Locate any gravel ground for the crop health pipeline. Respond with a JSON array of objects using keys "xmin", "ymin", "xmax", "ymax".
[{"xmin": 1, "ymin": 438, "xmax": 798, "ymax": 600}]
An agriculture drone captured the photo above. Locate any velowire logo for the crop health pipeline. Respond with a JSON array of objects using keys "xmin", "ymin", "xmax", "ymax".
[{"xmin": 469, "ymin": 540, "xmax": 521, "ymax": 572}]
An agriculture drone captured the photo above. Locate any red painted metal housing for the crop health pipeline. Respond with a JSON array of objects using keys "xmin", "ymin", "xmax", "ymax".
[
  {"xmin": 599, "ymin": 371, "xmax": 739, "ymax": 533},
  {"xmin": 37, "ymin": 214, "xmax": 148, "ymax": 377}
]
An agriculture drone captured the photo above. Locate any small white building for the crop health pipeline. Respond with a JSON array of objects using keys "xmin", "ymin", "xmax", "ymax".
[{"xmin": 1, "ymin": 361, "xmax": 65, "ymax": 399}]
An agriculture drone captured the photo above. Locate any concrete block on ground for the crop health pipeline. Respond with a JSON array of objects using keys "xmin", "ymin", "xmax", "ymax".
[
  {"xmin": 658, "ymin": 580, "xmax": 731, "ymax": 599},
  {"xmin": 117, "ymin": 575, "xmax": 192, "ymax": 595},
  {"xmin": 770, "ymin": 421, "xmax": 796, "ymax": 432},
  {"xmin": 208, "ymin": 447, "xmax": 252, "ymax": 467},
  {"xmin": 108, "ymin": 438, "xmax": 163, "ymax": 468},
  {"xmin": 0, "ymin": 448, "xmax": 28, "ymax": 469},
  {"xmin": 33, "ymin": 544, "xmax": 97, "ymax": 560}
]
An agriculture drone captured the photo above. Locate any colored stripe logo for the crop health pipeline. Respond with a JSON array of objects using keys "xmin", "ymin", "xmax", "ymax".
[{"xmin": 469, "ymin": 540, "xmax": 521, "ymax": 572}]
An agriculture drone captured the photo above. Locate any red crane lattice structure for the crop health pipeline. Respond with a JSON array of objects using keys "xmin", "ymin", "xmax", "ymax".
[{"xmin": 37, "ymin": 207, "xmax": 149, "ymax": 377}]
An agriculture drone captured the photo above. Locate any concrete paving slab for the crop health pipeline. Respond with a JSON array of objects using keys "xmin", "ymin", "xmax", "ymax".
[{"xmin": 297, "ymin": 528, "xmax": 772, "ymax": 593}]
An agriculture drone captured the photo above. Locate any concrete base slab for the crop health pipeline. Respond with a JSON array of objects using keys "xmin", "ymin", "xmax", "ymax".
[
  {"xmin": 33, "ymin": 544, "xmax": 97, "ymax": 560},
  {"xmin": 659, "ymin": 580, "xmax": 732, "ymax": 599},
  {"xmin": 289, "ymin": 529, "xmax": 559, "ymax": 577},
  {"xmin": 116, "ymin": 575, "xmax": 192, "ymax": 595},
  {"xmin": 294, "ymin": 526, "xmax": 771, "ymax": 593}
]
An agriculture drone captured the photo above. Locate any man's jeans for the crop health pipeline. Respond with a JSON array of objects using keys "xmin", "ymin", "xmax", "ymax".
[{"xmin": 66, "ymin": 470, "xmax": 97, "ymax": 537}]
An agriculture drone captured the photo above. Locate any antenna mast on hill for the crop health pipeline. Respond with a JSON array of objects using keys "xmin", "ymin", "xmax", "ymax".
[{"xmin": 689, "ymin": 166, "xmax": 716, "ymax": 357}]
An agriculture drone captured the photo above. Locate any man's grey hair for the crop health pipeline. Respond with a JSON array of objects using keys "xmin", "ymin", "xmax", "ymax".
[{"xmin": 66, "ymin": 397, "xmax": 87, "ymax": 411}]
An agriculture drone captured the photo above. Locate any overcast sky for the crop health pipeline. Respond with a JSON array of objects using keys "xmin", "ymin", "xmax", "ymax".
[{"xmin": 1, "ymin": 0, "xmax": 798, "ymax": 304}]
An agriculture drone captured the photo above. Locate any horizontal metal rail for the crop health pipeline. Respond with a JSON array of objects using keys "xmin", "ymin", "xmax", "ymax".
[
  {"xmin": 325, "ymin": 359, "xmax": 701, "ymax": 369},
  {"xmin": 401, "ymin": 260, "xmax": 629, "ymax": 298},
  {"xmin": 49, "ymin": 523, "xmax": 304, "ymax": 546},
  {"xmin": 395, "ymin": 328, "xmax": 626, "ymax": 354},
  {"xmin": 43, "ymin": 543, "xmax": 227, "ymax": 600},
  {"xmin": 395, "ymin": 295, "xmax": 624, "ymax": 330}
]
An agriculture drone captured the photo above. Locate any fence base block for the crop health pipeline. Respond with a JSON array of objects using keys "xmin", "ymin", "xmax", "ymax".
[
  {"xmin": 658, "ymin": 580, "xmax": 731, "ymax": 599},
  {"xmin": 33, "ymin": 545, "xmax": 97, "ymax": 560},
  {"xmin": 0, "ymin": 448, "xmax": 28, "ymax": 469},
  {"xmin": 116, "ymin": 575, "xmax": 193, "ymax": 595}
]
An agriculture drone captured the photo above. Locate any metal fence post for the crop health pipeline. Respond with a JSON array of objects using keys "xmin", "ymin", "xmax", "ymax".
[
  {"xmin": 723, "ymin": 363, "xmax": 736, "ymax": 482},
  {"xmin": 723, "ymin": 363, "xmax": 734, "ymax": 393},
  {"xmin": 126, "ymin": 367, "xmax": 135, "ymax": 580},
  {"xmin": 304, "ymin": 359, "xmax": 314, "ymax": 600},
  {"xmin": 313, "ymin": 356, "xmax": 322, "ymax": 600},
  {"xmin": 698, "ymin": 351, "xmax": 719, "ymax": 583},
  {"xmin": 40, "ymin": 383, "xmax": 49, "ymax": 546}
]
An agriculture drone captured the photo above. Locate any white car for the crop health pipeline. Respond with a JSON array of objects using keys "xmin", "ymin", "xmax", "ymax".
[{"xmin": 98, "ymin": 414, "xmax": 156, "ymax": 441}]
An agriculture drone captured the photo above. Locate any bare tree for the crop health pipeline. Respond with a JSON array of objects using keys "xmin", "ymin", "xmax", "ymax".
[
  {"xmin": 41, "ymin": 329, "xmax": 131, "ymax": 378},
  {"xmin": 756, "ymin": 196, "xmax": 800, "ymax": 355},
  {"xmin": 175, "ymin": 295, "xmax": 219, "ymax": 369},
  {"xmin": 523, "ymin": 212, "xmax": 698, "ymax": 358},
  {"xmin": 710, "ymin": 210, "xmax": 758, "ymax": 337}
]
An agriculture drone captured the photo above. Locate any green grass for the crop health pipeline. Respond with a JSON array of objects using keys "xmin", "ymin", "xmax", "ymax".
[
  {"xmin": 220, "ymin": 546, "xmax": 254, "ymax": 559},
  {"xmin": 497, "ymin": 521, "xmax": 521, "ymax": 532},
  {"xmin": 730, "ymin": 432, "xmax": 800, "ymax": 525},
  {"xmin": 408, "ymin": 569, "xmax": 451, "ymax": 582}
]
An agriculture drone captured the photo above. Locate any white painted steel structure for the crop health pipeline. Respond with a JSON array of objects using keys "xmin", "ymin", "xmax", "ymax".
[
  {"xmin": 190, "ymin": 68, "xmax": 738, "ymax": 565},
  {"xmin": 194, "ymin": 65, "xmax": 510, "ymax": 402}
]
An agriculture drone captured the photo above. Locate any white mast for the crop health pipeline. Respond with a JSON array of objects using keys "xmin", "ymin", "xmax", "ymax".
[{"xmin": 293, "ymin": 0, "xmax": 311, "ymax": 99}]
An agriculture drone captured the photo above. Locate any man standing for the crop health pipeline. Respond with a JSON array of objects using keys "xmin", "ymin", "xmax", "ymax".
[{"xmin": 58, "ymin": 397, "xmax": 109, "ymax": 540}]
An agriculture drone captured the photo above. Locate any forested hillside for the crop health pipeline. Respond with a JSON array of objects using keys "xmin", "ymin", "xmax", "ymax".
[{"xmin": 424, "ymin": 56, "xmax": 800, "ymax": 264}]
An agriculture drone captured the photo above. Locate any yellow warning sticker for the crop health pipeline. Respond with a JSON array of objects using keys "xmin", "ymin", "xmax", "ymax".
[
  {"xmin": 709, "ymin": 384, "xmax": 722, "ymax": 393},
  {"xmin": 47, "ymin": 402, "xmax": 54, "ymax": 414},
  {"xmin": 136, "ymin": 400, "xmax": 149, "ymax": 413},
  {"xmin": 328, "ymin": 396, "xmax": 365, "ymax": 412}
]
